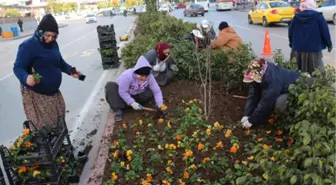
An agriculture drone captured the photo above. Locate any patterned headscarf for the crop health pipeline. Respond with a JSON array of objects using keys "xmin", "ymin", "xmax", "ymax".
[
  {"xmin": 243, "ymin": 58, "xmax": 268, "ymax": 83},
  {"xmin": 300, "ymin": 0, "xmax": 316, "ymax": 11}
]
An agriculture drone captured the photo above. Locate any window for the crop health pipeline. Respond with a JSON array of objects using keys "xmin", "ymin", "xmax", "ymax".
[
  {"xmin": 269, "ymin": 2, "xmax": 289, "ymax": 8},
  {"xmin": 259, "ymin": 3, "xmax": 269, "ymax": 9},
  {"xmin": 319, "ymin": 0, "xmax": 335, "ymax": 7}
]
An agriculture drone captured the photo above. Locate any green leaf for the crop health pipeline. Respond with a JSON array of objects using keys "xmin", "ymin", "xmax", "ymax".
[
  {"xmin": 304, "ymin": 158, "xmax": 313, "ymax": 168},
  {"xmin": 303, "ymin": 133, "xmax": 311, "ymax": 145},
  {"xmin": 236, "ymin": 176, "xmax": 247, "ymax": 185},
  {"xmin": 290, "ymin": 176, "xmax": 297, "ymax": 185}
]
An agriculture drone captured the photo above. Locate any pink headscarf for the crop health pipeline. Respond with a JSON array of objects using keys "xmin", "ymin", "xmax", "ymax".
[{"xmin": 300, "ymin": 0, "xmax": 317, "ymax": 11}]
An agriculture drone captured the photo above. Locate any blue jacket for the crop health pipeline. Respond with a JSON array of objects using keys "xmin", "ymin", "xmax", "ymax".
[
  {"xmin": 13, "ymin": 37, "xmax": 72, "ymax": 95},
  {"xmin": 289, "ymin": 10, "xmax": 332, "ymax": 52},
  {"xmin": 244, "ymin": 62, "xmax": 300, "ymax": 125}
]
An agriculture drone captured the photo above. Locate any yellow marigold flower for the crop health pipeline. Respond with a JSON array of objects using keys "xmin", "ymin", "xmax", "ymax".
[
  {"xmin": 166, "ymin": 167, "xmax": 173, "ymax": 174},
  {"xmin": 225, "ymin": 129, "xmax": 232, "ymax": 138},
  {"xmin": 206, "ymin": 128, "xmax": 211, "ymax": 136},
  {"xmin": 33, "ymin": 170, "xmax": 41, "ymax": 177}
]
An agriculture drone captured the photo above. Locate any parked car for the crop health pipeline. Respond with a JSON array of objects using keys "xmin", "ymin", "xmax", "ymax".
[
  {"xmin": 159, "ymin": 4, "xmax": 171, "ymax": 12},
  {"xmin": 289, "ymin": 1, "xmax": 301, "ymax": 13},
  {"xmin": 184, "ymin": 4, "xmax": 205, "ymax": 16},
  {"xmin": 248, "ymin": 1, "xmax": 295, "ymax": 27},
  {"xmin": 177, "ymin": 3, "xmax": 187, "ymax": 8},
  {"xmin": 216, "ymin": 0, "xmax": 234, "ymax": 11},
  {"xmin": 85, "ymin": 13, "xmax": 97, "ymax": 24},
  {"xmin": 317, "ymin": 0, "xmax": 336, "ymax": 24}
]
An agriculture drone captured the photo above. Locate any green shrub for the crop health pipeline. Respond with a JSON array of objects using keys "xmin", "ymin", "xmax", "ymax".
[
  {"xmin": 250, "ymin": 66, "xmax": 336, "ymax": 185},
  {"xmin": 122, "ymin": 12, "xmax": 255, "ymax": 90},
  {"xmin": 273, "ymin": 49, "xmax": 297, "ymax": 71}
]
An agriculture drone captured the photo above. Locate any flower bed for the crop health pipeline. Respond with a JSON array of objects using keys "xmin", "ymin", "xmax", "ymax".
[
  {"xmin": 103, "ymin": 11, "xmax": 336, "ymax": 185},
  {"xmin": 102, "ymin": 80, "xmax": 293, "ymax": 185}
]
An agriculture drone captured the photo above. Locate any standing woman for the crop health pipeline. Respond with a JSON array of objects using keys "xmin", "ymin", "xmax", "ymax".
[
  {"xmin": 13, "ymin": 14, "xmax": 80, "ymax": 130},
  {"xmin": 289, "ymin": 0, "xmax": 332, "ymax": 74}
]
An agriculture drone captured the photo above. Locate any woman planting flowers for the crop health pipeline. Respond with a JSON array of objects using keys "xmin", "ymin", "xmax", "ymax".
[
  {"xmin": 241, "ymin": 58, "xmax": 300, "ymax": 129},
  {"xmin": 13, "ymin": 14, "xmax": 81, "ymax": 130},
  {"xmin": 143, "ymin": 42, "xmax": 178, "ymax": 86},
  {"xmin": 105, "ymin": 56, "xmax": 165, "ymax": 121}
]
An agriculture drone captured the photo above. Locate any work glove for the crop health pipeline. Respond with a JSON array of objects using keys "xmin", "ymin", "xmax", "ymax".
[
  {"xmin": 170, "ymin": 64, "xmax": 179, "ymax": 72},
  {"xmin": 328, "ymin": 46, "xmax": 333, "ymax": 53},
  {"xmin": 153, "ymin": 64, "xmax": 161, "ymax": 72},
  {"xmin": 241, "ymin": 116, "xmax": 249, "ymax": 123},
  {"xmin": 131, "ymin": 102, "xmax": 142, "ymax": 110},
  {"xmin": 241, "ymin": 120, "xmax": 252, "ymax": 129}
]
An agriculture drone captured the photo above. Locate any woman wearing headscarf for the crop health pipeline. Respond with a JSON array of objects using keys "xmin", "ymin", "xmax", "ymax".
[
  {"xmin": 197, "ymin": 20, "xmax": 216, "ymax": 47},
  {"xmin": 13, "ymin": 14, "xmax": 81, "ymax": 130},
  {"xmin": 211, "ymin": 21, "xmax": 242, "ymax": 51},
  {"xmin": 105, "ymin": 56, "xmax": 164, "ymax": 121},
  {"xmin": 241, "ymin": 58, "xmax": 300, "ymax": 129},
  {"xmin": 289, "ymin": 0, "xmax": 332, "ymax": 74},
  {"xmin": 143, "ymin": 42, "xmax": 178, "ymax": 86}
]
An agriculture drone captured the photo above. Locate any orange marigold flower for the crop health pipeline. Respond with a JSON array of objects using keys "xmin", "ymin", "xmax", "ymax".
[
  {"xmin": 198, "ymin": 143, "xmax": 205, "ymax": 151},
  {"xmin": 25, "ymin": 142, "xmax": 32, "ymax": 148},
  {"xmin": 122, "ymin": 124, "xmax": 127, "ymax": 129},
  {"xmin": 268, "ymin": 118, "xmax": 275, "ymax": 124},
  {"xmin": 263, "ymin": 144, "xmax": 271, "ymax": 149},
  {"xmin": 114, "ymin": 141, "xmax": 119, "ymax": 146},
  {"xmin": 23, "ymin": 129, "xmax": 30, "ymax": 135},
  {"xmin": 275, "ymin": 138, "xmax": 283, "ymax": 142},
  {"xmin": 230, "ymin": 145, "xmax": 237, "ymax": 153},
  {"xmin": 276, "ymin": 130, "xmax": 283, "ymax": 136},
  {"xmin": 225, "ymin": 130, "xmax": 232, "ymax": 138},
  {"xmin": 183, "ymin": 171, "xmax": 189, "ymax": 179},
  {"xmin": 113, "ymin": 151, "xmax": 118, "ymax": 158},
  {"xmin": 166, "ymin": 167, "xmax": 173, "ymax": 174},
  {"xmin": 206, "ymin": 128, "xmax": 211, "ymax": 136},
  {"xmin": 216, "ymin": 141, "xmax": 223, "ymax": 148},
  {"xmin": 257, "ymin": 138, "xmax": 263, "ymax": 142},
  {"xmin": 183, "ymin": 150, "xmax": 193, "ymax": 160},
  {"xmin": 147, "ymin": 174, "xmax": 153, "ymax": 181},
  {"xmin": 266, "ymin": 130, "xmax": 271, "ymax": 135},
  {"xmin": 176, "ymin": 135, "xmax": 182, "ymax": 140},
  {"xmin": 202, "ymin": 157, "xmax": 210, "ymax": 163},
  {"xmin": 158, "ymin": 118, "xmax": 164, "ymax": 123}
]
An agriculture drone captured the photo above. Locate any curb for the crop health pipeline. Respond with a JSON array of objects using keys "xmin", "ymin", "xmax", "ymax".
[
  {"xmin": 86, "ymin": 17, "xmax": 138, "ymax": 185},
  {"xmin": 0, "ymin": 24, "xmax": 68, "ymax": 42}
]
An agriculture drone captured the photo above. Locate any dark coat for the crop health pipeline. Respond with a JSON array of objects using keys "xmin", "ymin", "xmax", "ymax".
[
  {"xmin": 289, "ymin": 10, "xmax": 332, "ymax": 52},
  {"xmin": 244, "ymin": 62, "xmax": 300, "ymax": 125}
]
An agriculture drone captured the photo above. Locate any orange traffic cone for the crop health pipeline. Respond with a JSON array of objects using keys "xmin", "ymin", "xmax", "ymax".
[{"xmin": 261, "ymin": 29, "xmax": 274, "ymax": 56}]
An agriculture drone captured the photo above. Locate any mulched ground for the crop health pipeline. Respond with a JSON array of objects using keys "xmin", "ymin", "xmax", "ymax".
[{"xmin": 102, "ymin": 80, "xmax": 251, "ymax": 180}]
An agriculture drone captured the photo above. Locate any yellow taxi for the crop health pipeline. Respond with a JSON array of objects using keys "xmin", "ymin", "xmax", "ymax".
[{"xmin": 248, "ymin": 1, "xmax": 296, "ymax": 27}]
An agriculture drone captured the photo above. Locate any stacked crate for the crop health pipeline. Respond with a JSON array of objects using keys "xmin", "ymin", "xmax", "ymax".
[
  {"xmin": 97, "ymin": 24, "xmax": 120, "ymax": 69},
  {"xmin": 0, "ymin": 116, "xmax": 79, "ymax": 185}
]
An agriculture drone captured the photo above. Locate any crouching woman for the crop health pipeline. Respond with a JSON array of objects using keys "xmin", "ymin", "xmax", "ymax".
[
  {"xmin": 105, "ymin": 56, "xmax": 164, "ymax": 121},
  {"xmin": 241, "ymin": 58, "xmax": 300, "ymax": 129}
]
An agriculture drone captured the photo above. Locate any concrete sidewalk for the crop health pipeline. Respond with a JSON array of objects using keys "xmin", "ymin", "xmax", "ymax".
[{"xmin": 0, "ymin": 23, "xmax": 68, "ymax": 42}]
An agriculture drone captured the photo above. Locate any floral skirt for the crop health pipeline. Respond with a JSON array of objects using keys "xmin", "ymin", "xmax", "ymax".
[{"xmin": 20, "ymin": 85, "xmax": 66, "ymax": 130}]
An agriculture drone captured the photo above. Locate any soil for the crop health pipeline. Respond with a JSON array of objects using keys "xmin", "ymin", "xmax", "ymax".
[{"xmin": 102, "ymin": 80, "xmax": 287, "ymax": 184}]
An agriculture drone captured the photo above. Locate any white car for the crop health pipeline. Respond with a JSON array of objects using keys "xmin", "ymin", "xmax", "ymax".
[
  {"xmin": 159, "ymin": 4, "xmax": 171, "ymax": 12},
  {"xmin": 86, "ymin": 13, "xmax": 97, "ymax": 24},
  {"xmin": 317, "ymin": 0, "xmax": 336, "ymax": 24}
]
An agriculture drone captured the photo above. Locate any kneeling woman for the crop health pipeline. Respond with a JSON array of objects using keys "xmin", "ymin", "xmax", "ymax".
[
  {"xmin": 241, "ymin": 58, "xmax": 300, "ymax": 129},
  {"xmin": 105, "ymin": 56, "xmax": 164, "ymax": 121}
]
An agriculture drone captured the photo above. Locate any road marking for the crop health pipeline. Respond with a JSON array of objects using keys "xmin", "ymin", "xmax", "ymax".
[
  {"xmin": 69, "ymin": 70, "xmax": 108, "ymax": 142},
  {"xmin": 0, "ymin": 30, "xmax": 96, "ymax": 82}
]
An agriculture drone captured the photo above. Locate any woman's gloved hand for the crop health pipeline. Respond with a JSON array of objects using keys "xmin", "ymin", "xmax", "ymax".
[
  {"xmin": 131, "ymin": 102, "xmax": 142, "ymax": 110},
  {"xmin": 242, "ymin": 120, "xmax": 252, "ymax": 129},
  {"xmin": 153, "ymin": 64, "xmax": 161, "ymax": 72},
  {"xmin": 241, "ymin": 116, "xmax": 249, "ymax": 123}
]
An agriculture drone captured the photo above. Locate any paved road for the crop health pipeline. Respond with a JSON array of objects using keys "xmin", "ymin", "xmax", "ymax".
[
  {"xmin": 0, "ymin": 16, "xmax": 135, "ymax": 145},
  {"xmin": 171, "ymin": 8, "xmax": 336, "ymax": 67}
]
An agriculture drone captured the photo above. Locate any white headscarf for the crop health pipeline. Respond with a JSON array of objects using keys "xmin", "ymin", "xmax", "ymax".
[{"xmin": 300, "ymin": 0, "xmax": 317, "ymax": 11}]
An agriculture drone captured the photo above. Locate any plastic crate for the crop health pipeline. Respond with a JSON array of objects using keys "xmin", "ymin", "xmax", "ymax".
[{"xmin": 0, "ymin": 115, "xmax": 78, "ymax": 185}]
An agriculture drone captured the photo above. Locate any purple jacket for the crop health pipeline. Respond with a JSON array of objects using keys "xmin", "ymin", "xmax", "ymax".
[{"xmin": 116, "ymin": 56, "xmax": 163, "ymax": 107}]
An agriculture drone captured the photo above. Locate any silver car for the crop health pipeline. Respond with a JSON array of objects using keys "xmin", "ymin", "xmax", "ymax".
[{"xmin": 317, "ymin": 0, "xmax": 336, "ymax": 24}]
